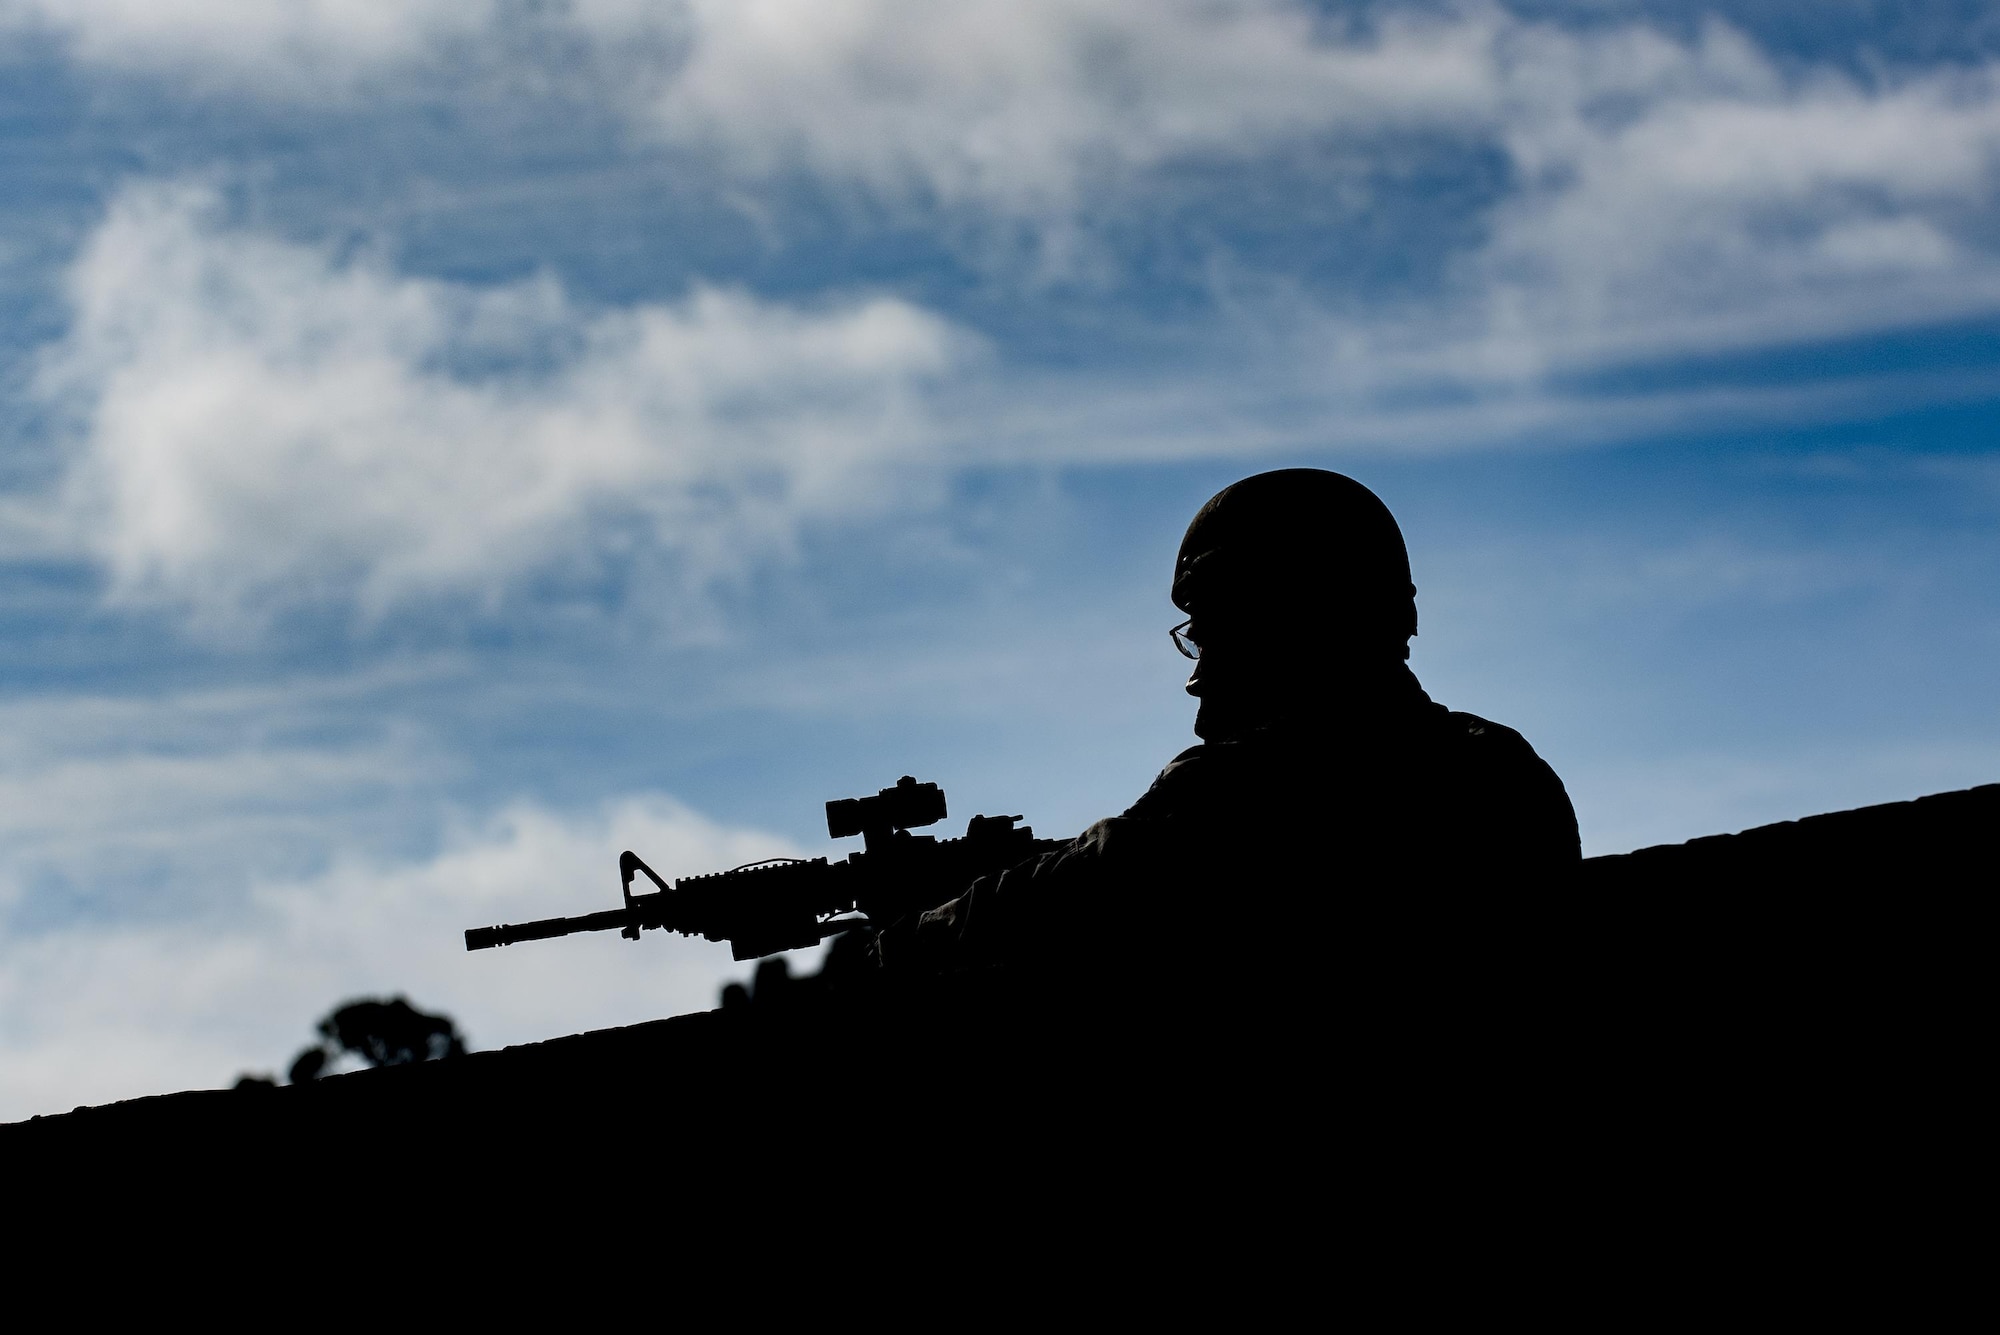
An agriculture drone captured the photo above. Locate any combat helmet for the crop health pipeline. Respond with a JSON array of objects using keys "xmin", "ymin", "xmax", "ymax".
[{"xmin": 1172, "ymin": 469, "xmax": 1417, "ymax": 648}]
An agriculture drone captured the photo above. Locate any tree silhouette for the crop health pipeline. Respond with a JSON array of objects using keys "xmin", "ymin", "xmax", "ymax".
[{"xmin": 237, "ymin": 995, "xmax": 467, "ymax": 1087}]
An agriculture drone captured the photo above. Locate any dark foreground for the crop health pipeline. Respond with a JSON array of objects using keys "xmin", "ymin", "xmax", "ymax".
[{"xmin": 7, "ymin": 785, "xmax": 1987, "ymax": 1293}]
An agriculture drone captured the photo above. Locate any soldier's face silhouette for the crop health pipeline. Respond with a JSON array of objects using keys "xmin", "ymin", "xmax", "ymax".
[
  {"xmin": 1181, "ymin": 585, "xmax": 1400, "ymax": 740},
  {"xmin": 1181, "ymin": 600, "xmax": 1324, "ymax": 703},
  {"xmin": 1181, "ymin": 608, "xmax": 1310, "ymax": 742}
]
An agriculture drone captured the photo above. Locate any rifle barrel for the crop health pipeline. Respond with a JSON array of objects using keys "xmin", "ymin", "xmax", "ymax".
[{"xmin": 465, "ymin": 907, "xmax": 637, "ymax": 951}]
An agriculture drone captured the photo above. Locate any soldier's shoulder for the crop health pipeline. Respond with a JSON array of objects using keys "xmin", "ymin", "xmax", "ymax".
[
  {"xmin": 1434, "ymin": 708, "xmax": 1568, "ymax": 786},
  {"xmin": 1440, "ymin": 709, "xmax": 1539, "ymax": 755},
  {"xmin": 1120, "ymin": 744, "xmax": 1216, "ymax": 817},
  {"xmin": 1435, "ymin": 708, "xmax": 1580, "ymax": 861},
  {"xmin": 1148, "ymin": 744, "xmax": 1215, "ymax": 791}
]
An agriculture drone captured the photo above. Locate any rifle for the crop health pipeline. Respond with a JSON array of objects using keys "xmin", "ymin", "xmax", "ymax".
[{"xmin": 464, "ymin": 777, "xmax": 1066, "ymax": 961}]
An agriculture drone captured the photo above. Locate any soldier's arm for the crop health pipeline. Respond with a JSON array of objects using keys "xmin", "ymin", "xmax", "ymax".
[{"xmin": 893, "ymin": 747, "xmax": 1215, "ymax": 970}]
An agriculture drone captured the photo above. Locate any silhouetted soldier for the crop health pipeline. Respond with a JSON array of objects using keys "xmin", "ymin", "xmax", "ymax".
[{"xmin": 891, "ymin": 470, "xmax": 1579, "ymax": 994}]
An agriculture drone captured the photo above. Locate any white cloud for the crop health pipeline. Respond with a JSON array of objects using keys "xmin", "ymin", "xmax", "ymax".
[
  {"xmin": 636, "ymin": 2, "xmax": 2000, "ymax": 393},
  {"xmin": 19, "ymin": 4, "xmax": 2000, "ymax": 386},
  {"xmin": 643, "ymin": 0, "xmax": 1498, "ymax": 219},
  {"xmin": 15, "ymin": 9, "xmax": 2000, "ymax": 610},
  {"xmin": 32, "ymin": 184, "xmax": 971, "ymax": 628},
  {"xmin": 0, "ymin": 791, "xmax": 803, "ymax": 1121},
  {"xmin": 639, "ymin": 4, "xmax": 2000, "ymax": 305},
  {"xmin": 1444, "ymin": 19, "xmax": 2000, "ymax": 379},
  {"xmin": 0, "ymin": 0, "xmax": 501, "ymax": 91}
]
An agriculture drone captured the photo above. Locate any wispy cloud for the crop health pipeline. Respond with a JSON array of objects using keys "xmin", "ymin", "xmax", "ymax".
[
  {"xmin": 15, "ymin": 6, "xmax": 2000, "ymax": 417},
  {"xmin": 642, "ymin": 1, "xmax": 1497, "ymax": 222},
  {"xmin": 0, "ymin": 668, "xmax": 467, "ymax": 916},
  {"xmin": 21, "ymin": 163, "xmax": 2000, "ymax": 631},
  {"xmin": 26, "ymin": 184, "xmax": 971, "ymax": 630},
  {"xmin": 626, "ymin": 1, "xmax": 2000, "ymax": 362},
  {"xmin": 0, "ymin": 791, "xmax": 800, "ymax": 1120},
  {"xmin": 1446, "ymin": 18, "xmax": 2000, "ymax": 379},
  {"xmin": 0, "ymin": 0, "xmax": 505, "ymax": 92}
]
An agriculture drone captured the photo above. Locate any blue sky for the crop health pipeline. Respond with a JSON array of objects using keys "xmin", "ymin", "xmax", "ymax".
[{"xmin": 2, "ymin": 1, "xmax": 1997, "ymax": 1117}]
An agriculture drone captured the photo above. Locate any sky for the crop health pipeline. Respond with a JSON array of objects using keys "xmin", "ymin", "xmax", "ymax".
[{"xmin": 2, "ymin": 0, "xmax": 1997, "ymax": 1119}]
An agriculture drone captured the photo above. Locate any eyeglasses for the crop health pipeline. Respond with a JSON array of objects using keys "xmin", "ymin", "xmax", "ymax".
[{"xmin": 1169, "ymin": 618, "xmax": 1201, "ymax": 660}]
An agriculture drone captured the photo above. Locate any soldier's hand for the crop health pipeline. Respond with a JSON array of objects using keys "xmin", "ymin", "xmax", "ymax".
[
  {"xmin": 869, "ymin": 892, "xmax": 977, "ymax": 975},
  {"xmin": 866, "ymin": 915, "xmax": 914, "ymax": 971}
]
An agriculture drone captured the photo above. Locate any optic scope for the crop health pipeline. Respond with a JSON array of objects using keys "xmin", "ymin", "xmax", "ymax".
[{"xmin": 825, "ymin": 776, "xmax": 947, "ymax": 841}]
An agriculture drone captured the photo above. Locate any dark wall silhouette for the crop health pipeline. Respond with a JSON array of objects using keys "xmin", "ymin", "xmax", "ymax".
[{"xmin": 10, "ymin": 783, "xmax": 1988, "ymax": 1255}]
